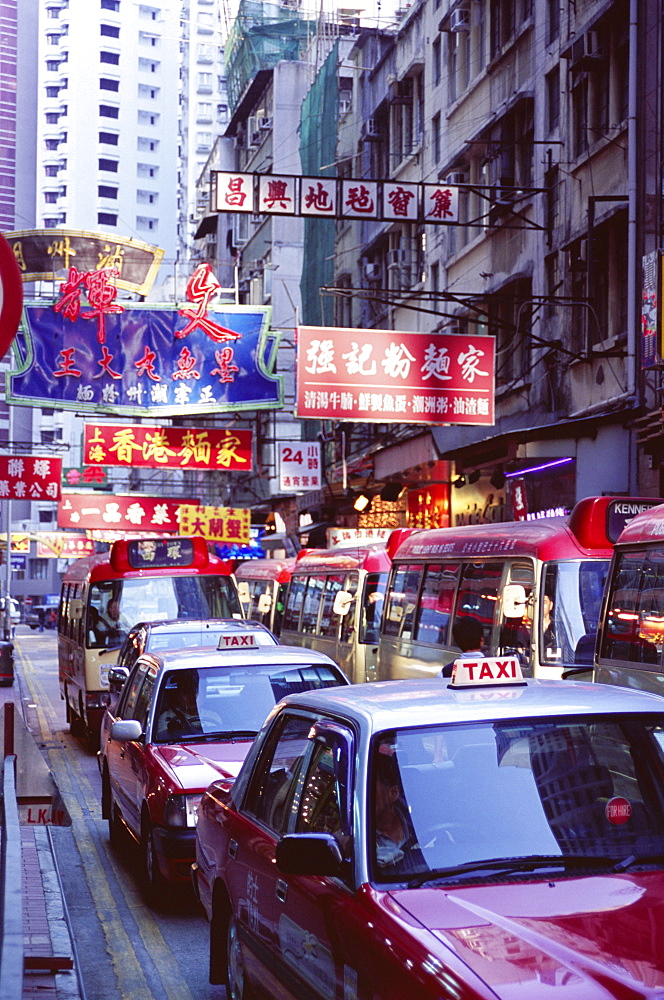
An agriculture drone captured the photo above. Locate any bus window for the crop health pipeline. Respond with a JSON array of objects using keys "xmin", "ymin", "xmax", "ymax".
[
  {"xmin": 453, "ymin": 561, "xmax": 505, "ymax": 649},
  {"xmin": 301, "ymin": 576, "xmax": 325, "ymax": 635},
  {"xmin": 362, "ymin": 572, "xmax": 386, "ymax": 643},
  {"xmin": 283, "ymin": 577, "xmax": 306, "ymax": 632},
  {"xmin": 414, "ymin": 563, "xmax": 459, "ymax": 646},
  {"xmin": 543, "ymin": 559, "xmax": 611, "ymax": 666},
  {"xmin": 497, "ymin": 561, "xmax": 534, "ymax": 667},
  {"xmin": 383, "ymin": 565, "xmax": 423, "ymax": 640},
  {"xmin": 600, "ymin": 550, "xmax": 661, "ymax": 666},
  {"xmin": 340, "ymin": 573, "xmax": 359, "ymax": 645},
  {"xmin": 319, "ymin": 575, "xmax": 344, "ymax": 638}
]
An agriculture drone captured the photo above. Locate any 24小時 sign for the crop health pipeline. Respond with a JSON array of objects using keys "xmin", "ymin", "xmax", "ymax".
[{"xmin": 278, "ymin": 442, "xmax": 321, "ymax": 492}]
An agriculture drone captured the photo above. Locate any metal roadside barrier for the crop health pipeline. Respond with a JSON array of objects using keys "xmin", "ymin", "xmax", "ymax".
[{"xmin": 0, "ymin": 752, "xmax": 23, "ymax": 1000}]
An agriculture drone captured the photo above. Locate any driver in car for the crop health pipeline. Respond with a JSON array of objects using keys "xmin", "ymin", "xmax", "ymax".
[{"xmin": 156, "ymin": 670, "xmax": 203, "ymax": 739}]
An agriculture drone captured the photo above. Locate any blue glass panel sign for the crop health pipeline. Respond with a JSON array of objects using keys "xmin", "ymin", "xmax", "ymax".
[{"xmin": 7, "ymin": 264, "xmax": 282, "ymax": 417}]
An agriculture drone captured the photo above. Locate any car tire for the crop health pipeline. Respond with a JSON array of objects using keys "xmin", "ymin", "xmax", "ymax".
[
  {"xmin": 103, "ymin": 771, "xmax": 123, "ymax": 848},
  {"xmin": 67, "ymin": 693, "xmax": 86, "ymax": 738},
  {"xmin": 141, "ymin": 813, "xmax": 165, "ymax": 903},
  {"xmin": 226, "ymin": 913, "xmax": 254, "ymax": 1000}
]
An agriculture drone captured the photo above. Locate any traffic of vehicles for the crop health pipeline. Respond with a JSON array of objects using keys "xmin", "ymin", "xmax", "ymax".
[
  {"xmin": 98, "ymin": 632, "xmax": 349, "ymax": 899},
  {"xmin": 28, "ymin": 501, "xmax": 664, "ymax": 994},
  {"xmin": 57, "ymin": 535, "xmax": 242, "ymax": 743},
  {"xmin": 193, "ymin": 657, "xmax": 664, "ymax": 998}
]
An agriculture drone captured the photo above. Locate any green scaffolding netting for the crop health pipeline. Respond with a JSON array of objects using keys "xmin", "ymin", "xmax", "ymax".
[{"xmin": 299, "ymin": 40, "xmax": 338, "ymax": 327}]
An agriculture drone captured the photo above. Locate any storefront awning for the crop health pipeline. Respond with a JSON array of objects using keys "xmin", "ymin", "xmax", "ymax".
[{"xmin": 194, "ymin": 215, "xmax": 218, "ymax": 239}]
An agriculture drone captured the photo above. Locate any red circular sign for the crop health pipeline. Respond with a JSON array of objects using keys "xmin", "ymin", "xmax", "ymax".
[
  {"xmin": 0, "ymin": 232, "xmax": 23, "ymax": 360},
  {"xmin": 605, "ymin": 796, "xmax": 632, "ymax": 825}
]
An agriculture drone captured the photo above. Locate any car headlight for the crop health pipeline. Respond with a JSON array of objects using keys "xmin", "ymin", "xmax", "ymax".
[{"xmin": 164, "ymin": 794, "xmax": 202, "ymax": 828}]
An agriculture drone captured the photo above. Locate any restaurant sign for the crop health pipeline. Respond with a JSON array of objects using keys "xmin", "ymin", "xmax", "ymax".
[
  {"xmin": 296, "ymin": 326, "xmax": 495, "ymax": 426},
  {"xmin": 9, "ymin": 263, "xmax": 282, "ymax": 417},
  {"xmin": 58, "ymin": 493, "xmax": 195, "ymax": 532},
  {"xmin": 36, "ymin": 533, "xmax": 96, "ymax": 559},
  {"xmin": 83, "ymin": 423, "xmax": 252, "ymax": 471},
  {"xmin": 178, "ymin": 503, "xmax": 250, "ymax": 544}
]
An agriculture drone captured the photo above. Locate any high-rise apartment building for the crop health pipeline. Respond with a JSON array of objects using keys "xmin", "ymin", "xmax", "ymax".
[{"xmin": 35, "ymin": 0, "xmax": 181, "ymax": 285}]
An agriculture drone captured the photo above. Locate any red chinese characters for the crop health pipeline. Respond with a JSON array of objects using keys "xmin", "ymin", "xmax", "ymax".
[
  {"xmin": 0, "ymin": 456, "xmax": 62, "ymax": 501},
  {"xmin": 177, "ymin": 264, "xmax": 241, "ymax": 343}
]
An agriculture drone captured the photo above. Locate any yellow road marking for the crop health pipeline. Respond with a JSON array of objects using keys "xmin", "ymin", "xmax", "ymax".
[{"xmin": 16, "ymin": 642, "xmax": 198, "ymax": 1000}]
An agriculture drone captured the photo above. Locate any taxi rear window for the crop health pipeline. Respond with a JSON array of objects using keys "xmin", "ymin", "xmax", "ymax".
[{"xmin": 369, "ymin": 714, "xmax": 664, "ymax": 884}]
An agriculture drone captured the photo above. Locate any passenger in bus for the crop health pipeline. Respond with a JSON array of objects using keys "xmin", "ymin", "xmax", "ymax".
[
  {"xmin": 439, "ymin": 617, "xmax": 485, "ymax": 678},
  {"xmin": 542, "ymin": 592, "xmax": 558, "ymax": 654}
]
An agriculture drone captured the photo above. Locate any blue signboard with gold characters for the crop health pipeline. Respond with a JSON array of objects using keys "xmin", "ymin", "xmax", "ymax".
[{"xmin": 7, "ymin": 263, "xmax": 282, "ymax": 417}]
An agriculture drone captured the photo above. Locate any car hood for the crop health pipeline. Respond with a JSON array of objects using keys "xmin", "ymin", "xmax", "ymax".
[
  {"xmin": 151, "ymin": 740, "xmax": 253, "ymax": 791},
  {"xmin": 388, "ymin": 871, "xmax": 664, "ymax": 998}
]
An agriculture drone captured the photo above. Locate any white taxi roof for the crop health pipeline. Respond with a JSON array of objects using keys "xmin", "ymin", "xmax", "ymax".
[
  {"xmin": 138, "ymin": 643, "xmax": 345, "ymax": 674},
  {"xmin": 275, "ymin": 678, "xmax": 664, "ymax": 735}
]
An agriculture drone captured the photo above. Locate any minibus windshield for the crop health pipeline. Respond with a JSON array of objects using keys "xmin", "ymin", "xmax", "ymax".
[{"xmin": 540, "ymin": 560, "xmax": 609, "ymax": 667}]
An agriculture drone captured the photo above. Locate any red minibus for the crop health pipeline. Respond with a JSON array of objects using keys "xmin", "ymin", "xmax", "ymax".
[
  {"xmin": 379, "ymin": 497, "xmax": 661, "ymax": 680},
  {"xmin": 58, "ymin": 535, "xmax": 241, "ymax": 743},
  {"xmin": 595, "ymin": 501, "xmax": 664, "ymax": 692}
]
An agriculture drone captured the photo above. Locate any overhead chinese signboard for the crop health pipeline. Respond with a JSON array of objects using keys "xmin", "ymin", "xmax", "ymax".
[
  {"xmin": 327, "ymin": 527, "xmax": 392, "ymax": 547},
  {"xmin": 642, "ymin": 250, "xmax": 662, "ymax": 369},
  {"xmin": 0, "ymin": 232, "xmax": 23, "ymax": 360},
  {"xmin": 62, "ymin": 465, "xmax": 109, "ymax": 489},
  {"xmin": 278, "ymin": 441, "xmax": 321, "ymax": 492},
  {"xmin": 0, "ymin": 456, "xmax": 61, "ymax": 501},
  {"xmin": 213, "ymin": 172, "xmax": 459, "ymax": 225},
  {"xmin": 9, "ymin": 263, "xmax": 282, "ymax": 417},
  {"xmin": 296, "ymin": 326, "xmax": 495, "ymax": 426},
  {"xmin": 36, "ymin": 533, "xmax": 96, "ymax": 559},
  {"xmin": 84, "ymin": 423, "xmax": 252, "ymax": 471},
  {"xmin": 178, "ymin": 503, "xmax": 250, "ymax": 544},
  {"xmin": 58, "ymin": 493, "xmax": 195, "ymax": 533},
  {"xmin": 7, "ymin": 229, "xmax": 163, "ymax": 296},
  {"xmin": 0, "ymin": 533, "xmax": 30, "ymax": 552}
]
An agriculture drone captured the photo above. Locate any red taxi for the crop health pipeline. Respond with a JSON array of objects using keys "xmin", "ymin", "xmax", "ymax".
[
  {"xmin": 98, "ymin": 632, "xmax": 348, "ymax": 900},
  {"xmin": 193, "ymin": 653, "xmax": 664, "ymax": 999}
]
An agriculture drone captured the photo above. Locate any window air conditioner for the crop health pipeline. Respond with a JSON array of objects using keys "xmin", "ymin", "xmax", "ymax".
[
  {"xmin": 365, "ymin": 117, "xmax": 380, "ymax": 137},
  {"xmin": 450, "ymin": 8, "xmax": 470, "ymax": 31},
  {"xmin": 339, "ymin": 98, "xmax": 351, "ymax": 115},
  {"xmin": 364, "ymin": 262, "xmax": 381, "ymax": 280},
  {"xmin": 258, "ymin": 116, "xmax": 272, "ymax": 130},
  {"xmin": 571, "ymin": 30, "xmax": 603, "ymax": 67},
  {"xmin": 445, "ymin": 172, "xmax": 466, "ymax": 185},
  {"xmin": 387, "ymin": 248, "xmax": 407, "ymax": 268}
]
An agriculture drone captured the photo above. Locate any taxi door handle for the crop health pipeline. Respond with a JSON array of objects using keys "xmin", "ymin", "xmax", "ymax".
[
  {"xmin": 275, "ymin": 880, "xmax": 288, "ymax": 904},
  {"xmin": 228, "ymin": 839, "xmax": 238, "ymax": 860},
  {"xmin": 119, "ymin": 750, "xmax": 125, "ymax": 759}
]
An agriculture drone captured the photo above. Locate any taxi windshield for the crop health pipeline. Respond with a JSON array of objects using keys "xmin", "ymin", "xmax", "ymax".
[
  {"xmin": 539, "ymin": 560, "xmax": 609, "ymax": 667},
  {"xmin": 370, "ymin": 715, "xmax": 664, "ymax": 884},
  {"xmin": 153, "ymin": 663, "xmax": 342, "ymax": 743}
]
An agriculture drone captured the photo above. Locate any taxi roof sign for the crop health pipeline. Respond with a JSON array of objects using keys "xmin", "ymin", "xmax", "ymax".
[
  {"xmin": 449, "ymin": 655, "xmax": 525, "ymax": 688},
  {"xmin": 218, "ymin": 632, "xmax": 259, "ymax": 650}
]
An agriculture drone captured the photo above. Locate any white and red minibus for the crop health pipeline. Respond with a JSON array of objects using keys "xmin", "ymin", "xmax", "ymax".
[
  {"xmin": 595, "ymin": 501, "xmax": 664, "ymax": 693},
  {"xmin": 58, "ymin": 536, "xmax": 241, "ymax": 742},
  {"xmin": 234, "ymin": 557, "xmax": 296, "ymax": 636},
  {"xmin": 378, "ymin": 497, "xmax": 661, "ymax": 681},
  {"xmin": 280, "ymin": 534, "xmax": 407, "ymax": 683}
]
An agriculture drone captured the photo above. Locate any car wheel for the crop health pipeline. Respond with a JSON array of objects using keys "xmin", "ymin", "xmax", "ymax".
[
  {"xmin": 68, "ymin": 696, "xmax": 86, "ymax": 738},
  {"xmin": 103, "ymin": 771, "xmax": 123, "ymax": 847},
  {"xmin": 226, "ymin": 913, "xmax": 254, "ymax": 1000},
  {"xmin": 141, "ymin": 814, "xmax": 165, "ymax": 902}
]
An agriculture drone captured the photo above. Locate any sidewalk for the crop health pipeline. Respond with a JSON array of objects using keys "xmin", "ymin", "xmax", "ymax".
[{"xmin": 1, "ymin": 672, "xmax": 82, "ymax": 1000}]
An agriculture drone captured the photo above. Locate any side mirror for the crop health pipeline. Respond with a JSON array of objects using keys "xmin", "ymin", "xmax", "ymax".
[
  {"xmin": 332, "ymin": 591, "xmax": 353, "ymax": 616},
  {"xmin": 108, "ymin": 666, "xmax": 129, "ymax": 691},
  {"xmin": 502, "ymin": 584, "xmax": 527, "ymax": 618},
  {"xmin": 110, "ymin": 719, "xmax": 143, "ymax": 742},
  {"xmin": 257, "ymin": 593, "xmax": 272, "ymax": 614},
  {"xmin": 237, "ymin": 582, "xmax": 250, "ymax": 603},
  {"xmin": 276, "ymin": 833, "xmax": 343, "ymax": 876},
  {"xmin": 69, "ymin": 598, "xmax": 84, "ymax": 621}
]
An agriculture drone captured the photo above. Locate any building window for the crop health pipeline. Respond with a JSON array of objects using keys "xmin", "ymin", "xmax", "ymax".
[
  {"xmin": 29, "ymin": 559, "xmax": 49, "ymax": 581},
  {"xmin": 101, "ymin": 0, "xmax": 120, "ymax": 8},
  {"xmin": 547, "ymin": 0, "xmax": 559, "ymax": 44},
  {"xmin": 97, "ymin": 211, "xmax": 117, "ymax": 225},
  {"xmin": 99, "ymin": 157, "xmax": 118, "ymax": 171},
  {"xmin": 490, "ymin": 277, "xmax": 531, "ymax": 389},
  {"xmin": 98, "ymin": 185, "xmax": 118, "ymax": 198},
  {"xmin": 45, "ymin": 112, "xmax": 60, "ymax": 124},
  {"xmin": 432, "ymin": 113, "xmax": 441, "ymax": 163},
  {"xmin": 46, "ymin": 85, "xmax": 60, "ymax": 98},
  {"xmin": 433, "ymin": 36, "xmax": 441, "ymax": 87},
  {"xmin": 45, "ymin": 165, "xmax": 59, "ymax": 177},
  {"xmin": 99, "ymin": 104, "xmax": 119, "ymax": 118},
  {"xmin": 44, "ymin": 192, "xmax": 59, "ymax": 203},
  {"xmin": 100, "ymin": 50, "xmax": 120, "ymax": 64},
  {"xmin": 546, "ymin": 66, "xmax": 560, "ymax": 132},
  {"xmin": 100, "ymin": 77, "xmax": 119, "ymax": 91},
  {"xmin": 99, "ymin": 131, "xmax": 119, "ymax": 144},
  {"xmin": 198, "ymin": 71, "xmax": 213, "ymax": 89},
  {"xmin": 46, "ymin": 59, "xmax": 60, "ymax": 71},
  {"xmin": 137, "ymin": 137, "xmax": 159, "ymax": 151},
  {"xmin": 136, "ymin": 216, "xmax": 157, "ymax": 231},
  {"xmin": 137, "ymin": 190, "xmax": 157, "ymax": 204},
  {"xmin": 137, "ymin": 163, "xmax": 158, "ymax": 177},
  {"xmin": 138, "ymin": 84, "xmax": 160, "ymax": 99},
  {"xmin": 100, "ymin": 23, "xmax": 120, "ymax": 37},
  {"xmin": 38, "ymin": 509, "xmax": 55, "ymax": 523},
  {"xmin": 45, "ymin": 139, "xmax": 60, "ymax": 150},
  {"xmin": 138, "ymin": 110, "xmax": 159, "ymax": 125}
]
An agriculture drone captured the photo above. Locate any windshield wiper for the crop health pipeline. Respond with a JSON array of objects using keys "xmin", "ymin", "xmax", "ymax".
[
  {"xmin": 406, "ymin": 854, "xmax": 620, "ymax": 887},
  {"xmin": 611, "ymin": 853, "xmax": 664, "ymax": 872},
  {"xmin": 205, "ymin": 729, "xmax": 258, "ymax": 741}
]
